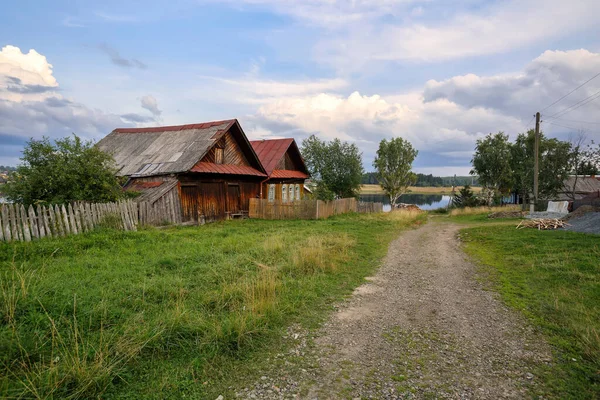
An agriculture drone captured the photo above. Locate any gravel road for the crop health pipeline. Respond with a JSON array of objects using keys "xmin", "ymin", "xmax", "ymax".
[{"xmin": 236, "ymin": 221, "xmax": 551, "ymax": 399}]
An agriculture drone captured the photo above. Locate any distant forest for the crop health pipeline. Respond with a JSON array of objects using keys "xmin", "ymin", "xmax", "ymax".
[
  {"xmin": 361, "ymin": 172, "xmax": 480, "ymax": 187},
  {"xmin": 0, "ymin": 166, "xmax": 16, "ymax": 172}
]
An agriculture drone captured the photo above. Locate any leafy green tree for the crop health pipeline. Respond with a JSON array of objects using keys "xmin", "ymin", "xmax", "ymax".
[
  {"xmin": 301, "ymin": 135, "xmax": 364, "ymax": 200},
  {"xmin": 471, "ymin": 132, "xmax": 513, "ymax": 202},
  {"xmin": 583, "ymin": 140, "xmax": 600, "ymax": 173},
  {"xmin": 511, "ymin": 130, "xmax": 572, "ymax": 202},
  {"xmin": 373, "ymin": 137, "xmax": 418, "ymax": 208},
  {"xmin": 4, "ymin": 134, "xmax": 124, "ymax": 205}
]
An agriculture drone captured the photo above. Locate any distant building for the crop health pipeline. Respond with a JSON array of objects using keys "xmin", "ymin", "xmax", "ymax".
[
  {"xmin": 250, "ymin": 138, "xmax": 310, "ymax": 202},
  {"xmin": 558, "ymin": 175, "xmax": 600, "ymax": 201}
]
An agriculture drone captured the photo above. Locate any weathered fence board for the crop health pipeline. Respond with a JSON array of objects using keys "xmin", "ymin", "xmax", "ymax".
[{"xmin": 249, "ymin": 198, "xmax": 383, "ymax": 220}]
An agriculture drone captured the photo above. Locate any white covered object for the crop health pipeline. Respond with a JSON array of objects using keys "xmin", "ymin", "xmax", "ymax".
[{"xmin": 547, "ymin": 201, "xmax": 569, "ymax": 214}]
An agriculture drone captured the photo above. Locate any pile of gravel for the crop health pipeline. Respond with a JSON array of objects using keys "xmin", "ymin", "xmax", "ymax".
[
  {"xmin": 525, "ymin": 211, "xmax": 567, "ymax": 219},
  {"xmin": 563, "ymin": 212, "xmax": 600, "ymax": 235}
]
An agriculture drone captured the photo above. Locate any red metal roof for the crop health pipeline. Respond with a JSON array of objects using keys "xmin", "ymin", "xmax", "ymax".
[
  {"xmin": 249, "ymin": 138, "xmax": 296, "ymax": 175},
  {"xmin": 270, "ymin": 170, "xmax": 309, "ymax": 179},
  {"xmin": 128, "ymin": 181, "xmax": 164, "ymax": 189},
  {"xmin": 113, "ymin": 119, "xmax": 236, "ymax": 134},
  {"xmin": 190, "ymin": 162, "xmax": 266, "ymax": 177}
]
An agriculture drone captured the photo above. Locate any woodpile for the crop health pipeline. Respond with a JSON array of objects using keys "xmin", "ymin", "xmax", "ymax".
[
  {"xmin": 488, "ymin": 211, "xmax": 525, "ymax": 219},
  {"xmin": 516, "ymin": 218, "xmax": 569, "ymax": 230},
  {"xmin": 395, "ymin": 203, "xmax": 422, "ymax": 212}
]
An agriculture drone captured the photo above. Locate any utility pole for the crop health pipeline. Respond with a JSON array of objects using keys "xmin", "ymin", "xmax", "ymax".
[{"xmin": 532, "ymin": 112, "xmax": 541, "ymax": 212}]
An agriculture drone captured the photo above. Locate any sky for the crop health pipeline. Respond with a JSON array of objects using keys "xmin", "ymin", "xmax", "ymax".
[{"xmin": 1, "ymin": 0, "xmax": 600, "ymax": 175}]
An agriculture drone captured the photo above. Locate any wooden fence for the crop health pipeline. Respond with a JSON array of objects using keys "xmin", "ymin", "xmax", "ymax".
[
  {"xmin": 0, "ymin": 199, "xmax": 181, "ymax": 243},
  {"xmin": 358, "ymin": 201, "xmax": 384, "ymax": 214},
  {"xmin": 248, "ymin": 198, "xmax": 384, "ymax": 220}
]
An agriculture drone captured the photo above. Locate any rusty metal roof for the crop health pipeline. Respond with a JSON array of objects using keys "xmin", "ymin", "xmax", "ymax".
[
  {"xmin": 270, "ymin": 169, "xmax": 309, "ymax": 179},
  {"xmin": 190, "ymin": 162, "xmax": 266, "ymax": 177},
  {"xmin": 97, "ymin": 120, "xmax": 239, "ymax": 177},
  {"xmin": 250, "ymin": 138, "xmax": 309, "ymax": 177}
]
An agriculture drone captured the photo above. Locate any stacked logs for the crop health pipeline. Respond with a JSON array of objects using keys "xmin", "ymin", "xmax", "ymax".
[{"xmin": 516, "ymin": 218, "xmax": 569, "ymax": 230}]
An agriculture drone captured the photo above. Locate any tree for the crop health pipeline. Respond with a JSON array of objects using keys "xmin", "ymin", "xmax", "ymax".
[
  {"xmin": 452, "ymin": 185, "xmax": 481, "ymax": 208},
  {"xmin": 510, "ymin": 130, "xmax": 572, "ymax": 202},
  {"xmin": 373, "ymin": 137, "xmax": 418, "ymax": 208},
  {"xmin": 301, "ymin": 135, "xmax": 364, "ymax": 200},
  {"xmin": 4, "ymin": 134, "xmax": 125, "ymax": 205},
  {"xmin": 471, "ymin": 132, "xmax": 513, "ymax": 203}
]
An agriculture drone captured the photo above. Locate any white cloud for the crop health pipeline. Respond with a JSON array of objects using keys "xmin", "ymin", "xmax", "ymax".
[
  {"xmin": 0, "ymin": 45, "xmax": 58, "ymax": 102},
  {"xmin": 198, "ymin": 75, "xmax": 347, "ymax": 104},
  {"xmin": 141, "ymin": 95, "xmax": 162, "ymax": 116},
  {"xmin": 213, "ymin": 0, "xmax": 422, "ymax": 27},
  {"xmin": 241, "ymin": 49, "xmax": 600, "ymax": 172},
  {"xmin": 424, "ymin": 49, "xmax": 600, "ymax": 127},
  {"xmin": 313, "ymin": 0, "xmax": 600, "ymax": 67},
  {"xmin": 0, "ymin": 45, "xmax": 132, "ymax": 143}
]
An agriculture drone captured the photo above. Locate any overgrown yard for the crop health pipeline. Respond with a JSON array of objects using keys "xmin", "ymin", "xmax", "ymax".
[
  {"xmin": 461, "ymin": 223, "xmax": 600, "ymax": 398},
  {"xmin": 0, "ymin": 211, "xmax": 424, "ymax": 399}
]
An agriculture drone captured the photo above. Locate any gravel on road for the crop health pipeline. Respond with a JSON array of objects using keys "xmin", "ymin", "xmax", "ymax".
[{"xmin": 236, "ymin": 221, "xmax": 551, "ymax": 400}]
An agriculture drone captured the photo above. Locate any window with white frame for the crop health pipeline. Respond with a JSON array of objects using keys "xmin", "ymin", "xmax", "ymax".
[
  {"xmin": 289, "ymin": 184, "xmax": 295, "ymax": 202},
  {"xmin": 268, "ymin": 184, "xmax": 275, "ymax": 202},
  {"xmin": 295, "ymin": 184, "xmax": 300, "ymax": 200},
  {"xmin": 282, "ymin": 184, "xmax": 288, "ymax": 203}
]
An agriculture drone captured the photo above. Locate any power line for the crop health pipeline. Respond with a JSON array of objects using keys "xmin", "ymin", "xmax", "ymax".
[
  {"xmin": 539, "ymin": 70, "xmax": 600, "ymax": 113},
  {"xmin": 552, "ymin": 117, "xmax": 600, "ymax": 125},
  {"xmin": 545, "ymin": 120, "xmax": 599, "ymax": 134},
  {"xmin": 545, "ymin": 89, "xmax": 600, "ymax": 120},
  {"xmin": 522, "ymin": 115, "xmax": 536, "ymax": 131}
]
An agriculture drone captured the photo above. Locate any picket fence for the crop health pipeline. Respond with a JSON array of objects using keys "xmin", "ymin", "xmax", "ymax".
[
  {"xmin": 248, "ymin": 198, "xmax": 384, "ymax": 220},
  {"xmin": 0, "ymin": 199, "xmax": 179, "ymax": 243}
]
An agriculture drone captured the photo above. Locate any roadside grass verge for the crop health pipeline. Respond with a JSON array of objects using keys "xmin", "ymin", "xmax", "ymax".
[
  {"xmin": 0, "ymin": 211, "xmax": 424, "ymax": 399},
  {"xmin": 460, "ymin": 225, "xmax": 600, "ymax": 398}
]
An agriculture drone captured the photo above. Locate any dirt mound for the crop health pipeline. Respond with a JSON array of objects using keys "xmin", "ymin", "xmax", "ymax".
[
  {"xmin": 488, "ymin": 211, "xmax": 525, "ymax": 219},
  {"xmin": 562, "ymin": 205, "xmax": 599, "ymax": 221}
]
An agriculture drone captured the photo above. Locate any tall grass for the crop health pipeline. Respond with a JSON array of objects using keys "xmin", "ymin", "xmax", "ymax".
[
  {"xmin": 449, "ymin": 205, "xmax": 520, "ymax": 216},
  {"xmin": 0, "ymin": 212, "xmax": 423, "ymax": 399}
]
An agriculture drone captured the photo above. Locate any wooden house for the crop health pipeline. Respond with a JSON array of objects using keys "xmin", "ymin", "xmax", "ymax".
[
  {"xmin": 250, "ymin": 138, "xmax": 310, "ymax": 202},
  {"xmin": 97, "ymin": 119, "xmax": 267, "ymax": 222}
]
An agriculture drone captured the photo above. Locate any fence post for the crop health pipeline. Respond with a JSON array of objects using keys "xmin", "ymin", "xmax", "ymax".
[
  {"xmin": 0, "ymin": 208, "xmax": 4, "ymax": 242},
  {"xmin": 1, "ymin": 205, "xmax": 10, "ymax": 242}
]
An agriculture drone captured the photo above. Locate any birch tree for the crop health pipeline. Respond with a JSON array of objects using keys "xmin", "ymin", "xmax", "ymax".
[{"xmin": 373, "ymin": 138, "xmax": 418, "ymax": 208}]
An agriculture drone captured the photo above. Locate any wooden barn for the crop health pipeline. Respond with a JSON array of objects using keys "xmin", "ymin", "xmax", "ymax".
[
  {"xmin": 250, "ymin": 138, "xmax": 310, "ymax": 202},
  {"xmin": 97, "ymin": 119, "xmax": 267, "ymax": 222}
]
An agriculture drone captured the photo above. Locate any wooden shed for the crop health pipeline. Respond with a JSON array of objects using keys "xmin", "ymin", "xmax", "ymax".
[
  {"xmin": 97, "ymin": 119, "xmax": 267, "ymax": 222},
  {"xmin": 250, "ymin": 138, "xmax": 310, "ymax": 202}
]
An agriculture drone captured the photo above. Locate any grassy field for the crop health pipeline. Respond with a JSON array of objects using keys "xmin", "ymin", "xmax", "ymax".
[
  {"xmin": 360, "ymin": 184, "xmax": 482, "ymax": 195},
  {"xmin": 0, "ymin": 211, "xmax": 424, "ymax": 399},
  {"xmin": 455, "ymin": 212, "xmax": 599, "ymax": 398}
]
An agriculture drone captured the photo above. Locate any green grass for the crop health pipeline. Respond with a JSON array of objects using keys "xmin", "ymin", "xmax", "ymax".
[
  {"xmin": 0, "ymin": 211, "xmax": 424, "ymax": 399},
  {"xmin": 461, "ymin": 225, "xmax": 600, "ymax": 398}
]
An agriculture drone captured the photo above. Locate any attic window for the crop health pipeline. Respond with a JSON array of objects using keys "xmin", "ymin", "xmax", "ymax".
[{"xmin": 215, "ymin": 147, "xmax": 224, "ymax": 164}]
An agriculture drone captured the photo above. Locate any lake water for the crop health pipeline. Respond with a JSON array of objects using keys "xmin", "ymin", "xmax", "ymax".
[{"xmin": 360, "ymin": 193, "xmax": 452, "ymax": 212}]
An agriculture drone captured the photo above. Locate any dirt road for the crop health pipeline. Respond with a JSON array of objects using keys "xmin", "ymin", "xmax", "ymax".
[{"xmin": 237, "ymin": 221, "xmax": 551, "ymax": 399}]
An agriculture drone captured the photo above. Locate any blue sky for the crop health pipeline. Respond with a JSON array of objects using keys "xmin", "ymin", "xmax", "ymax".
[{"xmin": 1, "ymin": 0, "xmax": 600, "ymax": 174}]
